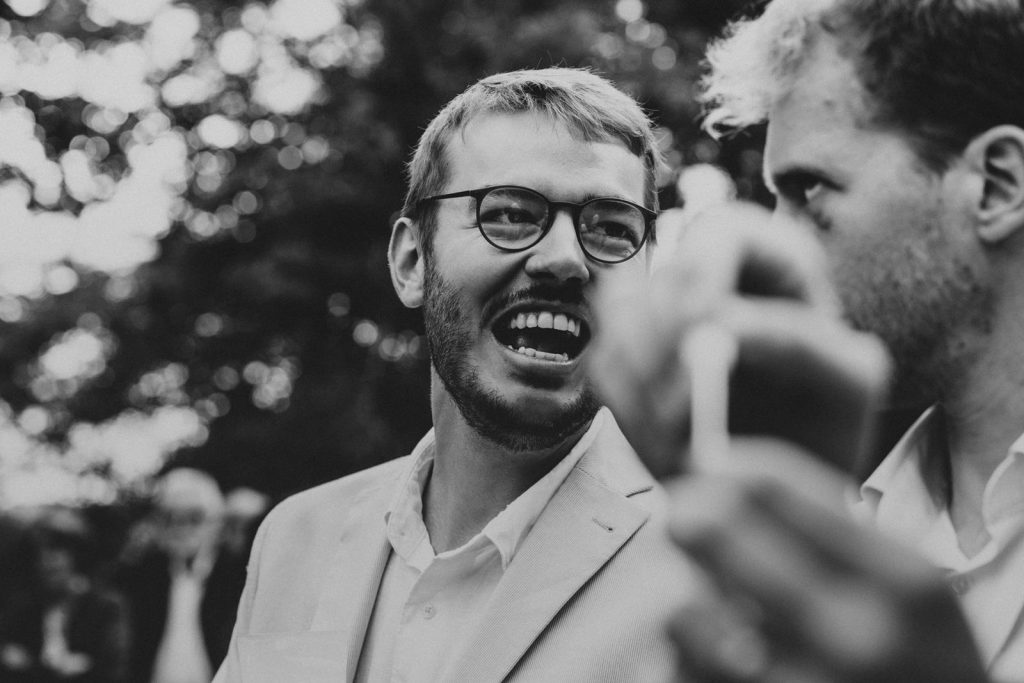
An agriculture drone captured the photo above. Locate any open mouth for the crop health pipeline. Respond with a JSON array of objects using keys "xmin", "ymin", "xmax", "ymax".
[{"xmin": 492, "ymin": 309, "xmax": 589, "ymax": 363}]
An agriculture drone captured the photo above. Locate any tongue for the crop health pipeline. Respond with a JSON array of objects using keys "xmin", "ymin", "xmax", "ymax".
[{"xmin": 512, "ymin": 329, "xmax": 571, "ymax": 356}]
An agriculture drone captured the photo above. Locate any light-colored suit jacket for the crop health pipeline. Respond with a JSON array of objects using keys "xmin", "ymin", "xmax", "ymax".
[{"xmin": 214, "ymin": 416, "xmax": 703, "ymax": 682}]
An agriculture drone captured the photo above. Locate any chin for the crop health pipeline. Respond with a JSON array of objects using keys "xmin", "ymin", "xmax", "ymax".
[{"xmin": 453, "ymin": 377, "xmax": 600, "ymax": 453}]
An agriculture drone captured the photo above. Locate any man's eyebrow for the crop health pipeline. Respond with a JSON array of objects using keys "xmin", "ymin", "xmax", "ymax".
[
  {"xmin": 535, "ymin": 188, "xmax": 632, "ymax": 203},
  {"xmin": 578, "ymin": 191, "xmax": 625, "ymax": 202}
]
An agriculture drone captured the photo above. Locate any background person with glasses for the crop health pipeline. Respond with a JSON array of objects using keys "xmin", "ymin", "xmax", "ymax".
[{"xmin": 213, "ymin": 67, "xmax": 699, "ymax": 683}]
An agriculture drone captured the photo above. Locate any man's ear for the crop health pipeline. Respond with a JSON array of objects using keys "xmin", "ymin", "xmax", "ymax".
[
  {"xmin": 964, "ymin": 125, "xmax": 1024, "ymax": 244},
  {"xmin": 389, "ymin": 217, "xmax": 425, "ymax": 308}
]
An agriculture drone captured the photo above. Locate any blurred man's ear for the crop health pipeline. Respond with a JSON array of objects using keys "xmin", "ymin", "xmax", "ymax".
[
  {"xmin": 389, "ymin": 217, "xmax": 425, "ymax": 308},
  {"xmin": 966, "ymin": 125, "xmax": 1024, "ymax": 244}
]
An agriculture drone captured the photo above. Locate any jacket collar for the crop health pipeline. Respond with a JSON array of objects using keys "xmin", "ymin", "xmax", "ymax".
[
  {"xmin": 308, "ymin": 466, "xmax": 396, "ymax": 681},
  {"xmin": 439, "ymin": 410, "xmax": 655, "ymax": 681},
  {"xmin": 305, "ymin": 410, "xmax": 654, "ymax": 683}
]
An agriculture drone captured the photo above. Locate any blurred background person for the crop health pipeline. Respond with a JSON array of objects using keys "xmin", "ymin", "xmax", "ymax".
[
  {"xmin": 219, "ymin": 487, "xmax": 270, "ymax": 559},
  {"xmin": 0, "ymin": 506, "xmax": 129, "ymax": 683},
  {"xmin": 115, "ymin": 468, "xmax": 235, "ymax": 683}
]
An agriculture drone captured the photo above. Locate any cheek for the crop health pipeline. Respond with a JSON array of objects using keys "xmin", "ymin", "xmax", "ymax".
[
  {"xmin": 825, "ymin": 195, "xmax": 953, "ymax": 317},
  {"xmin": 823, "ymin": 184, "xmax": 932, "ymax": 262}
]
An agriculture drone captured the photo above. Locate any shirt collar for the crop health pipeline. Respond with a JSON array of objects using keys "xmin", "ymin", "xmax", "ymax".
[
  {"xmin": 383, "ymin": 409, "xmax": 608, "ymax": 571},
  {"xmin": 986, "ymin": 438, "xmax": 1024, "ymax": 523},
  {"xmin": 859, "ymin": 406, "xmax": 947, "ymax": 546},
  {"xmin": 861, "ymin": 405, "xmax": 1024, "ymax": 549},
  {"xmin": 862, "ymin": 406, "xmax": 942, "ymax": 501},
  {"xmin": 481, "ymin": 409, "xmax": 605, "ymax": 567},
  {"xmin": 384, "ymin": 431, "xmax": 437, "ymax": 568}
]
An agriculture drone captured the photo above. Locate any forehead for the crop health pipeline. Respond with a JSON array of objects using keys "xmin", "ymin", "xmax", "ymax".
[
  {"xmin": 764, "ymin": 38, "xmax": 866, "ymax": 166},
  {"xmin": 763, "ymin": 36, "xmax": 925, "ymax": 183},
  {"xmin": 443, "ymin": 111, "xmax": 646, "ymax": 203}
]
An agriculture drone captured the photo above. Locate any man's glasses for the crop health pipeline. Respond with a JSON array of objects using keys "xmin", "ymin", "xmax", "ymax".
[{"xmin": 418, "ymin": 185, "xmax": 655, "ymax": 264}]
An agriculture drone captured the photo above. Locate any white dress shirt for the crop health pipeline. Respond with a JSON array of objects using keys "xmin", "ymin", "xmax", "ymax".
[
  {"xmin": 856, "ymin": 406, "xmax": 1024, "ymax": 683},
  {"xmin": 353, "ymin": 411, "xmax": 605, "ymax": 683}
]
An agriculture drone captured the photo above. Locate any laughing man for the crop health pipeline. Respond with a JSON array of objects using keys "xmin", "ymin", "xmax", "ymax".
[{"xmin": 212, "ymin": 68, "xmax": 698, "ymax": 683}]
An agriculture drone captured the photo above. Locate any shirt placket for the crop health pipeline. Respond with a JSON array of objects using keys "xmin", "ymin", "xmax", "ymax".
[{"xmin": 389, "ymin": 547, "xmax": 479, "ymax": 683}]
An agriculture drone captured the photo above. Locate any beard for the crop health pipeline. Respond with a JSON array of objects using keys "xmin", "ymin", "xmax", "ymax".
[
  {"xmin": 836, "ymin": 241, "xmax": 993, "ymax": 408},
  {"xmin": 421, "ymin": 258, "xmax": 600, "ymax": 452}
]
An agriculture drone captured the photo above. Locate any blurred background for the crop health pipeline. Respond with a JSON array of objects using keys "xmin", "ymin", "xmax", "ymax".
[
  {"xmin": 0, "ymin": 2, "xmax": 780, "ymax": 675},
  {"xmin": 0, "ymin": 0, "xmax": 769, "ymax": 516}
]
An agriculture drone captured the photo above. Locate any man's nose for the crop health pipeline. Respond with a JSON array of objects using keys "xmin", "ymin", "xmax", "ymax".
[{"xmin": 523, "ymin": 210, "xmax": 590, "ymax": 283}]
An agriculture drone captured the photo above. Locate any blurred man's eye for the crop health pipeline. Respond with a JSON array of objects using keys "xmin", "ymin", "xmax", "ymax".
[{"xmin": 776, "ymin": 173, "xmax": 828, "ymax": 207}]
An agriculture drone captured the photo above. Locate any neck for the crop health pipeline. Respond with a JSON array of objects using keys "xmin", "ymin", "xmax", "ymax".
[
  {"xmin": 939, "ymin": 305, "xmax": 1024, "ymax": 541},
  {"xmin": 424, "ymin": 388, "xmax": 588, "ymax": 554}
]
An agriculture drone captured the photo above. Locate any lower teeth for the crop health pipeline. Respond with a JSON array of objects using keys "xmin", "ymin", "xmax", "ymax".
[{"xmin": 508, "ymin": 345, "xmax": 568, "ymax": 362}]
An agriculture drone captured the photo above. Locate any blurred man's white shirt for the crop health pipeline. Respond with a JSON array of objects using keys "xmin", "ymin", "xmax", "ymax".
[{"xmin": 855, "ymin": 406, "xmax": 1024, "ymax": 682}]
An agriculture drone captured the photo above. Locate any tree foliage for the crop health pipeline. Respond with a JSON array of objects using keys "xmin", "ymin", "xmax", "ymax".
[{"xmin": 0, "ymin": 0, "xmax": 762, "ymax": 503}]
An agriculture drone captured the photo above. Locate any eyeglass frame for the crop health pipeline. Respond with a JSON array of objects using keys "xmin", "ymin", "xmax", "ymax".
[{"xmin": 416, "ymin": 185, "xmax": 657, "ymax": 264}]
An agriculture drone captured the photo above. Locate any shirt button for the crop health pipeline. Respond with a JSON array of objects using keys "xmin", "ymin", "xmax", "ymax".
[
  {"xmin": 423, "ymin": 604, "xmax": 437, "ymax": 619},
  {"xmin": 951, "ymin": 577, "xmax": 971, "ymax": 595}
]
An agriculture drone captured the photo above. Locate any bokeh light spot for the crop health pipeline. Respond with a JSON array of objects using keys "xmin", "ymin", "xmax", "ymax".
[
  {"xmin": 216, "ymin": 29, "xmax": 259, "ymax": 75},
  {"xmin": 197, "ymin": 114, "xmax": 245, "ymax": 149},
  {"xmin": 8, "ymin": 0, "xmax": 51, "ymax": 17},
  {"xmin": 615, "ymin": 0, "xmax": 644, "ymax": 23},
  {"xmin": 353, "ymin": 319, "xmax": 380, "ymax": 347},
  {"xmin": 270, "ymin": 0, "xmax": 342, "ymax": 41}
]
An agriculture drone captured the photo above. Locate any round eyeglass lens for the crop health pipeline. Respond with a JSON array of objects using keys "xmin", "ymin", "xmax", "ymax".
[
  {"xmin": 579, "ymin": 200, "xmax": 646, "ymax": 261},
  {"xmin": 478, "ymin": 187, "xmax": 548, "ymax": 248}
]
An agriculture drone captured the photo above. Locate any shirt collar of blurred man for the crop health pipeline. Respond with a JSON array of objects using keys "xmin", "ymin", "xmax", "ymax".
[{"xmin": 859, "ymin": 406, "xmax": 1024, "ymax": 671}]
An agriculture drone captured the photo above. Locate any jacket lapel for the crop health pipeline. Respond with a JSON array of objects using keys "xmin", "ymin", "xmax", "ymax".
[
  {"xmin": 308, "ymin": 466, "xmax": 399, "ymax": 682},
  {"xmin": 441, "ymin": 416, "xmax": 654, "ymax": 681}
]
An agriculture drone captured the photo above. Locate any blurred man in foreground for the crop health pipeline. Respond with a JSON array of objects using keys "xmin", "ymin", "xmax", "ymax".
[
  {"xmin": 593, "ymin": 0, "xmax": 1024, "ymax": 680},
  {"xmin": 592, "ymin": 204, "xmax": 989, "ymax": 682},
  {"xmin": 214, "ymin": 68, "xmax": 698, "ymax": 682}
]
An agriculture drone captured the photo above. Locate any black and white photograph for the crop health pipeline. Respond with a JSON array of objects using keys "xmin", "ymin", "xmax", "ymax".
[{"xmin": 0, "ymin": 0, "xmax": 1018, "ymax": 681}]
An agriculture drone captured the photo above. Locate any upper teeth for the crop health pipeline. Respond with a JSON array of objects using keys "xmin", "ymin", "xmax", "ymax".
[{"xmin": 509, "ymin": 312, "xmax": 581, "ymax": 337}]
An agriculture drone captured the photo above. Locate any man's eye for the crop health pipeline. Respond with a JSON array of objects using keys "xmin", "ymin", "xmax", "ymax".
[
  {"xmin": 481, "ymin": 207, "xmax": 538, "ymax": 225},
  {"xmin": 777, "ymin": 174, "xmax": 828, "ymax": 207},
  {"xmin": 592, "ymin": 222, "xmax": 635, "ymax": 243}
]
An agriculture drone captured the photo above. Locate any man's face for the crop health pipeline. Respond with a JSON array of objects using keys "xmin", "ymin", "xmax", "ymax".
[
  {"xmin": 421, "ymin": 111, "xmax": 648, "ymax": 451},
  {"xmin": 155, "ymin": 500, "xmax": 221, "ymax": 561},
  {"xmin": 764, "ymin": 37, "xmax": 991, "ymax": 404}
]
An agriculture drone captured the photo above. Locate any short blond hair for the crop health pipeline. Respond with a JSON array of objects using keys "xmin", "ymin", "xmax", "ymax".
[{"xmin": 402, "ymin": 67, "xmax": 664, "ymax": 250}]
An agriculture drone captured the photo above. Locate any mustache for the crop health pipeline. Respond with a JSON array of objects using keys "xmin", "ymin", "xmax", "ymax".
[{"xmin": 484, "ymin": 282, "xmax": 587, "ymax": 320}]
